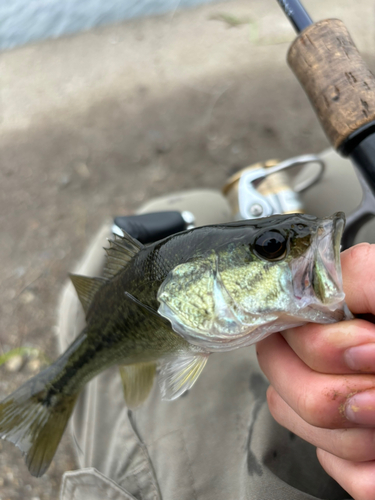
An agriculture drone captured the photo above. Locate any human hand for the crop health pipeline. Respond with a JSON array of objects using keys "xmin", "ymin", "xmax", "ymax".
[{"xmin": 257, "ymin": 243, "xmax": 375, "ymax": 500}]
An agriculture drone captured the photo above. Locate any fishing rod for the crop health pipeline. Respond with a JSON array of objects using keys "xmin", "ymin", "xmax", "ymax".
[
  {"xmin": 277, "ymin": 0, "xmax": 375, "ymax": 248},
  {"xmin": 114, "ymin": 0, "xmax": 375, "ymax": 249},
  {"xmin": 276, "ymin": 0, "xmax": 312, "ymax": 33}
]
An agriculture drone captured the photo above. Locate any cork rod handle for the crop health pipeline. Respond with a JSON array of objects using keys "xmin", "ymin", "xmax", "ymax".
[{"xmin": 288, "ymin": 19, "xmax": 375, "ymax": 151}]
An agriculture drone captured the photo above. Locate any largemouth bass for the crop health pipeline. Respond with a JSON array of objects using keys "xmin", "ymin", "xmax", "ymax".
[{"xmin": 0, "ymin": 212, "xmax": 351, "ymax": 477}]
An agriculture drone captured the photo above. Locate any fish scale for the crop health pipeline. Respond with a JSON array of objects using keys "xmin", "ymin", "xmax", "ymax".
[{"xmin": 0, "ymin": 212, "xmax": 351, "ymax": 477}]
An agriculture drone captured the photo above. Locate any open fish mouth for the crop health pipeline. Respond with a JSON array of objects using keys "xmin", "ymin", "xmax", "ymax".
[{"xmin": 291, "ymin": 212, "xmax": 350, "ymax": 319}]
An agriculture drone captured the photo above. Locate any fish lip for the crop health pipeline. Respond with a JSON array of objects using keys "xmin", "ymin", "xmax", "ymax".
[
  {"xmin": 332, "ymin": 211, "xmax": 345, "ymax": 265},
  {"xmin": 323, "ymin": 211, "xmax": 345, "ymax": 252},
  {"xmin": 316, "ymin": 211, "xmax": 345, "ymax": 298},
  {"xmin": 291, "ymin": 212, "xmax": 346, "ymax": 311}
]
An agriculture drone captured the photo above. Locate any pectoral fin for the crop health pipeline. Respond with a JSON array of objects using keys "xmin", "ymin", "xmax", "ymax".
[
  {"xmin": 119, "ymin": 362, "xmax": 157, "ymax": 409},
  {"xmin": 158, "ymin": 354, "xmax": 209, "ymax": 400}
]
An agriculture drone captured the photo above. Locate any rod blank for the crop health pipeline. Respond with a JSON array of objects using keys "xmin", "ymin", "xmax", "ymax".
[{"xmin": 276, "ymin": 0, "xmax": 313, "ymax": 33}]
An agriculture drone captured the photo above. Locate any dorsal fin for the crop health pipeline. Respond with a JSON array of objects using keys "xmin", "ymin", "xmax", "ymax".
[
  {"xmin": 103, "ymin": 231, "xmax": 143, "ymax": 279},
  {"xmin": 69, "ymin": 274, "xmax": 107, "ymax": 314}
]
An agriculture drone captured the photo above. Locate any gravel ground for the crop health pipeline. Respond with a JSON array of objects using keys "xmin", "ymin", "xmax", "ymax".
[{"xmin": 0, "ymin": 1, "xmax": 374, "ymax": 498}]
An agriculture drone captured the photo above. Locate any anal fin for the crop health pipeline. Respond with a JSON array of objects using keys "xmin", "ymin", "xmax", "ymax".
[
  {"xmin": 119, "ymin": 362, "xmax": 157, "ymax": 409},
  {"xmin": 158, "ymin": 354, "xmax": 209, "ymax": 401}
]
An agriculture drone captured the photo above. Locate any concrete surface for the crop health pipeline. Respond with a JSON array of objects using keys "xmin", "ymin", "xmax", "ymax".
[{"xmin": 0, "ymin": 0, "xmax": 375, "ymax": 498}]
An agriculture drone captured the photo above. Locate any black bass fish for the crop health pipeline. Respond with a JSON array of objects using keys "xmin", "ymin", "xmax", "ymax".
[{"xmin": 0, "ymin": 212, "xmax": 351, "ymax": 477}]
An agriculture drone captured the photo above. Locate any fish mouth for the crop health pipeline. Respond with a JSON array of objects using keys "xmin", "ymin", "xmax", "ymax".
[{"xmin": 291, "ymin": 212, "xmax": 348, "ymax": 317}]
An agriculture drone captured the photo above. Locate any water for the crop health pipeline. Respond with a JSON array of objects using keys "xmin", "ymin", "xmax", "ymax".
[{"xmin": 0, "ymin": 0, "xmax": 219, "ymax": 50}]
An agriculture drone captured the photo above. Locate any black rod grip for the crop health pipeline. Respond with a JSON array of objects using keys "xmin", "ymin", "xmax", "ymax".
[{"xmin": 114, "ymin": 211, "xmax": 187, "ymax": 244}]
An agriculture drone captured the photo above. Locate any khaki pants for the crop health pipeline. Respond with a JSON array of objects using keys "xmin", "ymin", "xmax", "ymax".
[{"xmin": 58, "ymin": 150, "xmax": 367, "ymax": 500}]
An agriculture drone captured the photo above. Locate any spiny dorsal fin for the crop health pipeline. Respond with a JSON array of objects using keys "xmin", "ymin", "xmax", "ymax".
[
  {"xmin": 69, "ymin": 274, "xmax": 107, "ymax": 314},
  {"xmin": 158, "ymin": 353, "xmax": 209, "ymax": 400},
  {"xmin": 119, "ymin": 362, "xmax": 157, "ymax": 409},
  {"xmin": 103, "ymin": 231, "xmax": 143, "ymax": 279}
]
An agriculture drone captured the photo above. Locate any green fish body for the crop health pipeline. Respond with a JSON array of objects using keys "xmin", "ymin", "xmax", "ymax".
[{"xmin": 0, "ymin": 212, "xmax": 351, "ymax": 477}]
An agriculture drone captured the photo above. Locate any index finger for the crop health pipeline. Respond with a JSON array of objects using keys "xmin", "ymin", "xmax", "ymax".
[
  {"xmin": 277, "ymin": 243, "xmax": 375, "ymax": 376},
  {"xmin": 341, "ymin": 243, "xmax": 375, "ymax": 315}
]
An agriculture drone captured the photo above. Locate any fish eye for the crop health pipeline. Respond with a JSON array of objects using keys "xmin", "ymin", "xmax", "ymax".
[{"xmin": 253, "ymin": 230, "xmax": 287, "ymax": 261}]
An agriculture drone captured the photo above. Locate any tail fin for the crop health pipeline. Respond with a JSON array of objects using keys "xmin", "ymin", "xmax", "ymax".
[{"xmin": 0, "ymin": 373, "xmax": 77, "ymax": 477}]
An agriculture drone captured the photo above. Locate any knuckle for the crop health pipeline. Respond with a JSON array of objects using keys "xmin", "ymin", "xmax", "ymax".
[
  {"xmin": 266, "ymin": 386, "xmax": 279, "ymax": 414},
  {"xmin": 295, "ymin": 389, "xmax": 324, "ymax": 426},
  {"xmin": 345, "ymin": 242, "xmax": 373, "ymax": 264},
  {"xmin": 266, "ymin": 387, "xmax": 289, "ymax": 427}
]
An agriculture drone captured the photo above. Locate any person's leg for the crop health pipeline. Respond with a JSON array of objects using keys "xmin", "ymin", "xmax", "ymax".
[{"xmin": 58, "ymin": 156, "xmax": 358, "ymax": 499}]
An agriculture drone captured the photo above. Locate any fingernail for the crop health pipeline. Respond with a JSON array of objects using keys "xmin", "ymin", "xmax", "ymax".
[
  {"xmin": 344, "ymin": 343, "xmax": 375, "ymax": 371},
  {"xmin": 345, "ymin": 390, "xmax": 375, "ymax": 425}
]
